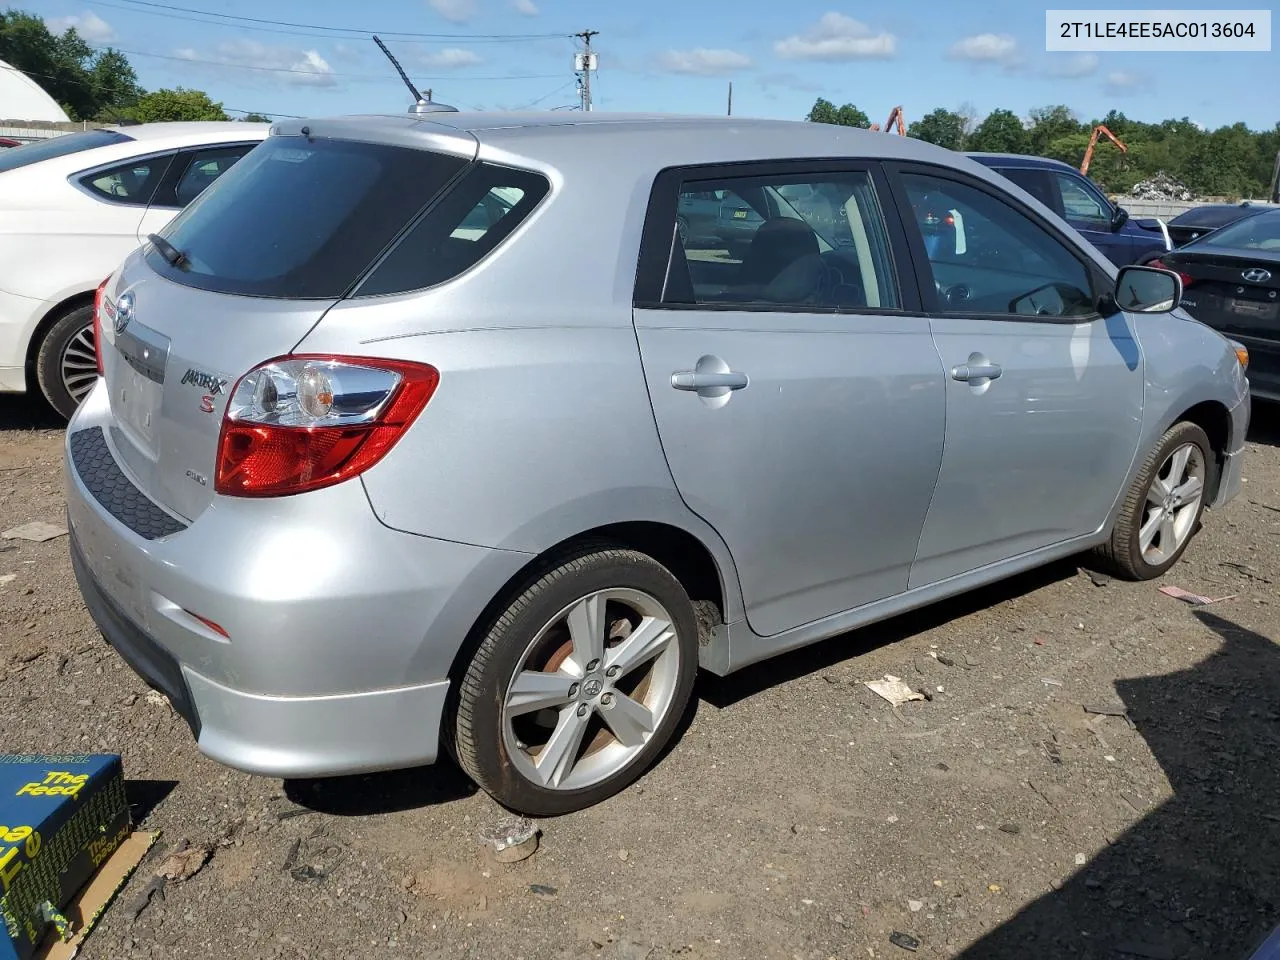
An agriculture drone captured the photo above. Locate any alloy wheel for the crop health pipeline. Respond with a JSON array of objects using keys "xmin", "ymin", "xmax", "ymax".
[{"xmin": 1139, "ymin": 441, "xmax": 1205, "ymax": 566}]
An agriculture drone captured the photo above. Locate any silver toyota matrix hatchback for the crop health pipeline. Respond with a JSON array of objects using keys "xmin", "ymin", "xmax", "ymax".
[{"xmin": 66, "ymin": 113, "xmax": 1250, "ymax": 815}]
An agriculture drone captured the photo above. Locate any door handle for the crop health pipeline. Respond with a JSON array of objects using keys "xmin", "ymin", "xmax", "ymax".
[
  {"xmin": 671, "ymin": 371, "xmax": 749, "ymax": 391},
  {"xmin": 950, "ymin": 361, "xmax": 1002, "ymax": 382}
]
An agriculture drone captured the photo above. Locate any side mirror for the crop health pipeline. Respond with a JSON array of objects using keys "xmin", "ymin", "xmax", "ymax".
[
  {"xmin": 1114, "ymin": 265, "xmax": 1181, "ymax": 314},
  {"xmin": 1111, "ymin": 205, "xmax": 1130, "ymax": 232}
]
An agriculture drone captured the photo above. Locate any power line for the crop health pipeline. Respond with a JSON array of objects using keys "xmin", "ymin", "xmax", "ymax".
[
  {"xmin": 91, "ymin": 45, "xmax": 563, "ymax": 81},
  {"xmin": 88, "ymin": 0, "xmax": 571, "ymax": 41}
]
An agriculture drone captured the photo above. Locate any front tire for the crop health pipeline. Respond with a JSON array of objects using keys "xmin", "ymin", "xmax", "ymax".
[
  {"xmin": 1097, "ymin": 421, "xmax": 1213, "ymax": 580},
  {"xmin": 35, "ymin": 303, "xmax": 97, "ymax": 420},
  {"xmin": 453, "ymin": 547, "xmax": 699, "ymax": 816}
]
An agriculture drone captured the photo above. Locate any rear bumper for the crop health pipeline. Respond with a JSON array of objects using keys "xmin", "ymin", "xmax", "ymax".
[{"xmin": 65, "ymin": 385, "xmax": 532, "ymax": 777}]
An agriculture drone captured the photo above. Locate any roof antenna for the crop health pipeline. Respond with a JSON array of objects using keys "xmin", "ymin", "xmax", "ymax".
[{"xmin": 372, "ymin": 35, "xmax": 458, "ymax": 114}]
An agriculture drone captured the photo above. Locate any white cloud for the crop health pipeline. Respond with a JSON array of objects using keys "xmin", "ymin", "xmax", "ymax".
[
  {"xmin": 774, "ymin": 13, "xmax": 897, "ymax": 62},
  {"xmin": 950, "ymin": 33, "xmax": 1018, "ymax": 63},
  {"xmin": 1105, "ymin": 70, "xmax": 1148, "ymax": 95},
  {"xmin": 45, "ymin": 11, "xmax": 114, "ymax": 43},
  {"xmin": 1043, "ymin": 52, "xmax": 1098, "ymax": 78},
  {"xmin": 657, "ymin": 48, "xmax": 752, "ymax": 76},
  {"xmin": 179, "ymin": 40, "xmax": 337, "ymax": 87},
  {"xmin": 417, "ymin": 47, "xmax": 483, "ymax": 69},
  {"xmin": 512, "ymin": 0, "xmax": 539, "ymax": 15},
  {"xmin": 428, "ymin": 0, "xmax": 476, "ymax": 23}
]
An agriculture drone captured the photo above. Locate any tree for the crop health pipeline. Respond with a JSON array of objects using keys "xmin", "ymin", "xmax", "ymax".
[
  {"xmin": 907, "ymin": 108, "xmax": 966, "ymax": 150},
  {"xmin": 130, "ymin": 87, "xmax": 228, "ymax": 123},
  {"xmin": 239, "ymin": 113, "xmax": 271, "ymax": 122},
  {"xmin": 0, "ymin": 9, "xmax": 138, "ymax": 120},
  {"xmin": 968, "ymin": 108, "xmax": 1028, "ymax": 154},
  {"xmin": 805, "ymin": 97, "xmax": 870, "ymax": 128},
  {"xmin": 1027, "ymin": 104, "xmax": 1083, "ymax": 155}
]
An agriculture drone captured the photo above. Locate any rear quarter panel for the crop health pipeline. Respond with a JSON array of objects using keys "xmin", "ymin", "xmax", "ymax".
[{"xmin": 294, "ymin": 142, "xmax": 746, "ymax": 622}]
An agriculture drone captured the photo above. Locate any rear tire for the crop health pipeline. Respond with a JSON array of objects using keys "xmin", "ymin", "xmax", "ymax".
[
  {"xmin": 453, "ymin": 546, "xmax": 698, "ymax": 816},
  {"xmin": 1096, "ymin": 421, "xmax": 1214, "ymax": 580},
  {"xmin": 35, "ymin": 302, "xmax": 97, "ymax": 420}
]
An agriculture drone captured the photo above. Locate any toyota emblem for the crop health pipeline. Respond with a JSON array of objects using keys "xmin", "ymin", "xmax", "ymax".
[
  {"xmin": 114, "ymin": 291, "xmax": 134, "ymax": 335},
  {"xmin": 1242, "ymin": 268, "xmax": 1272, "ymax": 284}
]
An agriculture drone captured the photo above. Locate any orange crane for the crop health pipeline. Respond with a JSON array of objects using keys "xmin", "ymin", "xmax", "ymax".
[
  {"xmin": 1081, "ymin": 124, "xmax": 1127, "ymax": 176},
  {"xmin": 870, "ymin": 106, "xmax": 906, "ymax": 135}
]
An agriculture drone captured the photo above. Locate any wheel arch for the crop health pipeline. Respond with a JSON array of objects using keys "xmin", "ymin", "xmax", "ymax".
[
  {"xmin": 1172, "ymin": 399, "xmax": 1232, "ymax": 500},
  {"xmin": 24, "ymin": 287, "xmax": 96, "ymax": 391}
]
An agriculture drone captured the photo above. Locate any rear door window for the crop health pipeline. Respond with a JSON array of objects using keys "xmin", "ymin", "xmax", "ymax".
[
  {"xmin": 157, "ymin": 144, "xmax": 258, "ymax": 208},
  {"xmin": 79, "ymin": 155, "xmax": 173, "ymax": 205},
  {"xmin": 145, "ymin": 136, "xmax": 470, "ymax": 299}
]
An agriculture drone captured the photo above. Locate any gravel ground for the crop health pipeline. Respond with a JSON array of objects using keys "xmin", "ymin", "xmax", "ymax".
[{"xmin": 2, "ymin": 396, "xmax": 1279, "ymax": 960}]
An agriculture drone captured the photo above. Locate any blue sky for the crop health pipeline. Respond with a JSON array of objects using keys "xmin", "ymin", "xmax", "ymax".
[{"xmin": 24, "ymin": 0, "xmax": 1279, "ymax": 129}]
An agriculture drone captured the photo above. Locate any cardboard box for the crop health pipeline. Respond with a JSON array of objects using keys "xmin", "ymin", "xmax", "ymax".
[{"xmin": 0, "ymin": 756, "xmax": 130, "ymax": 960}]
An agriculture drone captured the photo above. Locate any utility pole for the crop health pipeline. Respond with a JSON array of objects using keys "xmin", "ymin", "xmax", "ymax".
[
  {"xmin": 727, "ymin": 81, "xmax": 732, "ymax": 116},
  {"xmin": 574, "ymin": 29, "xmax": 599, "ymax": 111}
]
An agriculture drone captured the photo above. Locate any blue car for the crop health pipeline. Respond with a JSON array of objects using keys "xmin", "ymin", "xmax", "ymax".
[{"xmin": 968, "ymin": 153, "xmax": 1171, "ymax": 267}]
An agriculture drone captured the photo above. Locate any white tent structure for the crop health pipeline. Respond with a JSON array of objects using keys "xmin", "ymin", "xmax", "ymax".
[{"xmin": 0, "ymin": 58, "xmax": 71, "ymax": 122}]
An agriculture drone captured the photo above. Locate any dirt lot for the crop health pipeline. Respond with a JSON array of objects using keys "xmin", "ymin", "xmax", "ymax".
[{"xmin": 3, "ymin": 396, "xmax": 1279, "ymax": 960}]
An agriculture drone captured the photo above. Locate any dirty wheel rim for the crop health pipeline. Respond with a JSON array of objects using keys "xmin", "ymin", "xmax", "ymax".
[
  {"xmin": 1139, "ymin": 441, "xmax": 1205, "ymax": 566},
  {"xmin": 501, "ymin": 588, "xmax": 682, "ymax": 792},
  {"xmin": 60, "ymin": 322, "xmax": 98, "ymax": 406}
]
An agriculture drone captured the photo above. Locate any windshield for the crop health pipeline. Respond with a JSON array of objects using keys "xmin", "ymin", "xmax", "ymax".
[
  {"xmin": 146, "ymin": 135, "xmax": 470, "ymax": 299},
  {"xmin": 0, "ymin": 128, "xmax": 132, "ymax": 174},
  {"xmin": 1196, "ymin": 211, "xmax": 1280, "ymax": 251}
]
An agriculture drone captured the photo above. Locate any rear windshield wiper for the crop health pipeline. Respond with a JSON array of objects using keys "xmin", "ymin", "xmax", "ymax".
[{"xmin": 147, "ymin": 233, "xmax": 188, "ymax": 268}]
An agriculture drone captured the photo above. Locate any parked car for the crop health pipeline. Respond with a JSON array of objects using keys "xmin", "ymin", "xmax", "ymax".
[
  {"xmin": 1151, "ymin": 207, "xmax": 1280, "ymax": 402},
  {"xmin": 969, "ymin": 153, "xmax": 1171, "ymax": 267},
  {"xmin": 67, "ymin": 113, "xmax": 1248, "ymax": 816},
  {"xmin": 0, "ymin": 121, "xmax": 268, "ymax": 417},
  {"xmin": 1164, "ymin": 200, "xmax": 1279, "ymax": 249},
  {"xmin": 0, "ymin": 137, "xmax": 21, "ymax": 148}
]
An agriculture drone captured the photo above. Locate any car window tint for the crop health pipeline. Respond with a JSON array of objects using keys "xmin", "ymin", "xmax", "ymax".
[
  {"xmin": 1198, "ymin": 211, "xmax": 1280, "ymax": 250},
  {"xmin": 0, "ymin": 128, "xmax": 131, "ymax": 173},
  {"xmin": 996, "ymin": 167, "xmax": 1057, "ymax": 212},
  {"xmin": 903, "ymin": 173, "xmax": 1096, "ymax": 319},
  {"xmin": 1054, "ymin": 173, "xmax": 1110, "ymax": 224},
  {"xmin": 357, "ymin": 163, "xmax": 550, "ymax": 297},
  {"xmin": 666, "ymin": 171, "xmax": 899, "ymax": 311},
  {"xmin": 172, "ymin": 145, "xmax": 256, "ymax": 207},
  {"xmin": 146, "ymin": 136, "xmax": 470, "ymax": 299},
  {"xmin": 79, "ymin": 156, "xmax": 169, "ymax": 205}
]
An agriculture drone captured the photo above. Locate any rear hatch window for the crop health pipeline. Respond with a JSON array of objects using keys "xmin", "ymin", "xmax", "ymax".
[
  {"xmin": 0, "ymin": 128, "xmax": 132, "ymax": 173},
  {"xmin": 144, "ymin": 135, "xmax": 474, "ymax": 299}
]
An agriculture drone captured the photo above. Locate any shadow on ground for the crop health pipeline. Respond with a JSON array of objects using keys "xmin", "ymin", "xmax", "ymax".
[
  {"xmin": 1248, "ymin": 401, "xmax": 1280, "ymax": 448},
  {"xmin": 956, "ymin": 610, "xmax": 1280, "ymax": 960},
  {"xmin": 0, "ymin": 395, "xmax": 61, "ymax": 431},
  {"xmin": 702, "ymin": 558, "xmax": 1078, "ymax": 708},
  {"xmin": 126, "ymin": 779, "xmax": 178, "ymax": 822},
  {"xmin": 284, "ymin": 761, "xmax": 478, "ymax": 816}
]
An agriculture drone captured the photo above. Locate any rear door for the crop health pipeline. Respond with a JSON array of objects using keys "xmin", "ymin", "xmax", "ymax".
[
  {"xmin": 98, "ymin": 132, "xmax": 475, "ymax": 522},
  {"xmin": 72, "ymin": 151, "xmax": 175, "ymax": 253},
  {"xmin": 632, "ymin": 160, "xmax": 946, "ymax": 638},
  {"xmin": 888, "ymin": 164, "xmax": 1144, "ymax": 587},
  {"xmin": 136, "ymin": 142, "xmax": 259, "ymax": 242}
]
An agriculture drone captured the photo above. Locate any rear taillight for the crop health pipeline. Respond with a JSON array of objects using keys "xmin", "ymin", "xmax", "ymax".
[
  {"xmin": 215, "ymin": 356, "xmax": 439, "ymax": 497},
  {"xmin": 1149, "ymin": 259, "xmax": 1194, "ymax": 289},
  {"xmin": 92, "ymin": 276, "xmax": 110, "ymax": 375}
]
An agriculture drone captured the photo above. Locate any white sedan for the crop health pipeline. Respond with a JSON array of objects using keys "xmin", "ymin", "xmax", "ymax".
[{"xmin": 0, "ymin": 121, "xmax": 268, "ymax": 417}]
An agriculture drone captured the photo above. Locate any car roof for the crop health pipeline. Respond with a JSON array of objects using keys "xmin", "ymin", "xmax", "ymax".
[
  {"xmin": 116, "ymin": 121, "xmax": 270, "ymax": 143},
  {"xmin": 275, "ymin": 112, "xmax": 990, "ymax": 173},
  {"xmin": 965, "ymin": 152, "xmax": 1083, "ymax": 174}
]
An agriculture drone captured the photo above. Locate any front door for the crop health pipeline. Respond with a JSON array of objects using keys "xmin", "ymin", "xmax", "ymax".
[
  {"xmin": 632, "ymin": 162, "xmax": 946, "ymax": 637},
  {"xmin": 1053, "ymin": 170, "xmax": 1132, "ymax": 266},
  {"xmin": 891, "ymin": 166, "xmax": 1144, "ymax": 587}
]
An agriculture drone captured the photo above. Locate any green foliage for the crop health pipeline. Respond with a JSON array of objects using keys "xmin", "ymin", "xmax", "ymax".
[
  {"xmin": 806, "ymin": 97, "xmax": 870, "ymax": 128},
  {"xmin": 805, "ymin": 97, "xmax": 1280, "ymax": 198},
  {"xmin": 129, "ymin": 87, "xmax": 228, "ymax": 123},
  {"xmin": 906, "ymin": 108, "xmax": 966, "ymax": 150},
  {"xmin": 239, "ymin": 113, "xmax": 271, "ymax": 123},
  {"xmin": 0, "ymin": 8, "xmax": 140, "ymax": 120}
]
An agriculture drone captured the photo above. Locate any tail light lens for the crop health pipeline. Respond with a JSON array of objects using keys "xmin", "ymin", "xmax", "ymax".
[
  {"xmin": 1148, "ymin": 259, "xmax": 1194, "ymax": 289},
  {"xmin": 215, "ymin": 356, "xmax": 439, "ymax": 497},
  {"xmin": 91, "ymin": 276, "xmax": 110, "ymax": 375}
]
